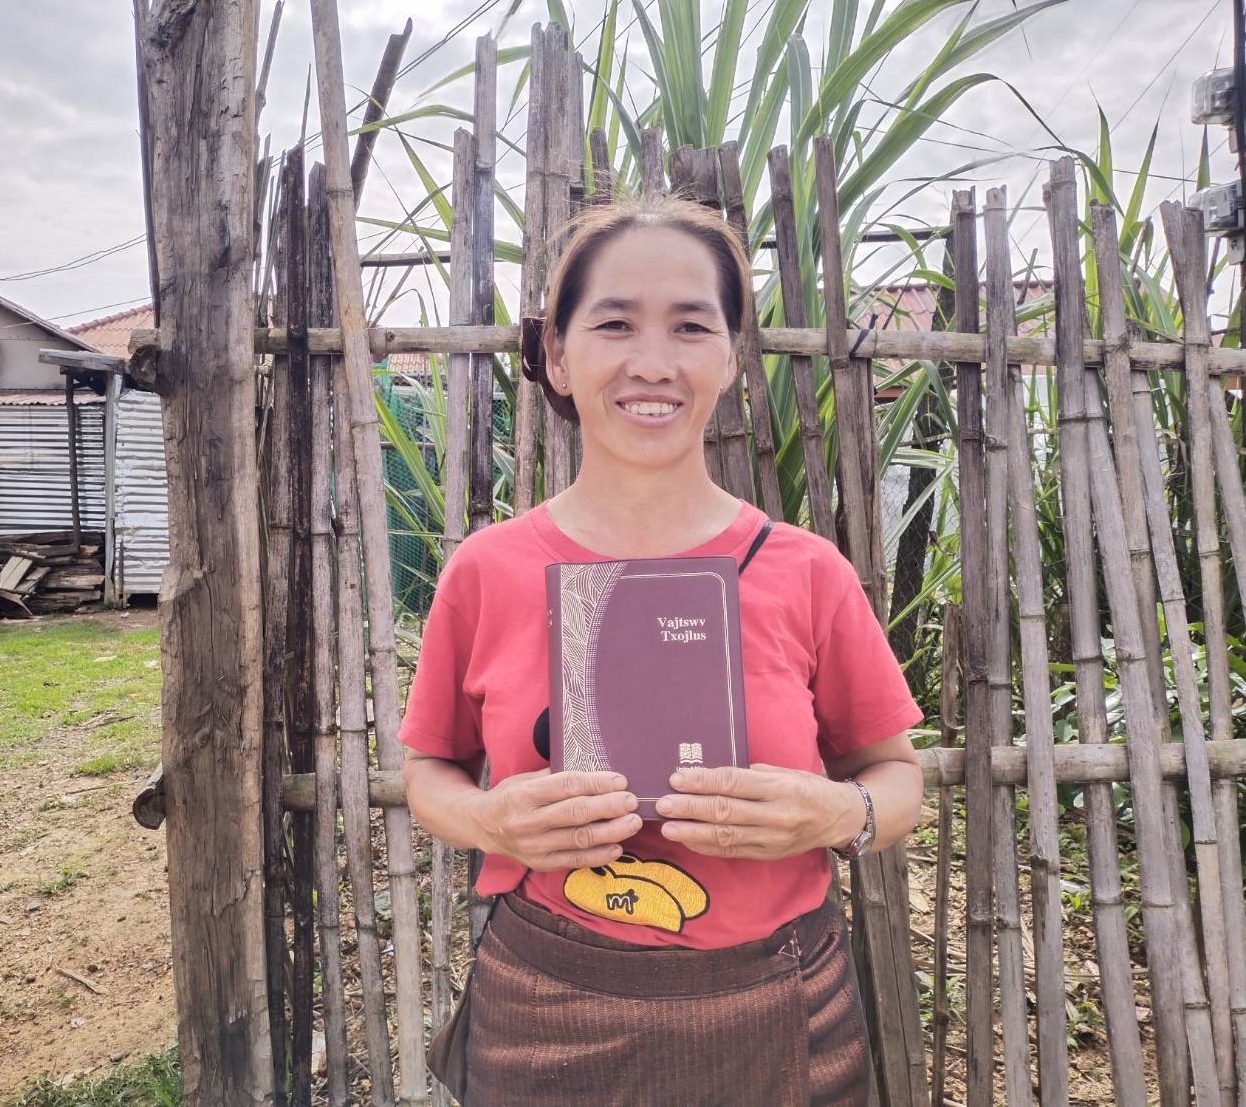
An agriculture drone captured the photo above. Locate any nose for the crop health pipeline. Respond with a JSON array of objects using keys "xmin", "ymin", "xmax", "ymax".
[{"xmin": 625, "ymin": 329, "xmax": 677, "ymax": 382}]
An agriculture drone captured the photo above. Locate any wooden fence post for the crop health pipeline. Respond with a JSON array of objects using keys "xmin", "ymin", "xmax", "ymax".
[{"xmin": 135, "ymin": 1, "xmax": 274, "ymax": 1101}]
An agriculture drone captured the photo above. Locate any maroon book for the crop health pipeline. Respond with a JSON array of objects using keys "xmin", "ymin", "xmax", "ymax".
[{"xmin": 546, "ymin": 556, "xmax": 749, "ymax": 819}]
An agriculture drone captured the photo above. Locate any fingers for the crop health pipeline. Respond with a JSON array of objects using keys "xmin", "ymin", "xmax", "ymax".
[
  {"xmin": 654, "ymin": 791, "xmax": 773, "ymax": 826},
  {"xmin": 533, "ymin": 770, "xmax": 630, "ymax": 803},
  {"xmin": 667, "ymin": 765, "xmax": 782, "ymax": 801},
  {"xmin": 659, "ymin": 819, "xmax": 780, "ymax": 859},
  {"xmin": 540, "ymin": 788, "xmax": 639, "ymax": 830},
  {"xmin": 533, "ymin": 813, "xmax": 644, "ymax": 871}
]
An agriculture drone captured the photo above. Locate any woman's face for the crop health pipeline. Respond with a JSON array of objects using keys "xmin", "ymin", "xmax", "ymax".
[{"xmin": 545, "ymin": 225, "xmax": 737, "ymax": 475}]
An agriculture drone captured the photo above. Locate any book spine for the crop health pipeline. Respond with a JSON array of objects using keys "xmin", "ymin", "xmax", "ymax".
[{"xmin": 545, "ymin": 563, "xmax": 563, "ymax": 771}]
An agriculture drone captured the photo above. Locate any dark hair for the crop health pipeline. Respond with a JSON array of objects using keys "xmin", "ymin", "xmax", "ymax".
[{"xmin": 526, "ymin": 194, "xmax": 753, "ymax": 423}]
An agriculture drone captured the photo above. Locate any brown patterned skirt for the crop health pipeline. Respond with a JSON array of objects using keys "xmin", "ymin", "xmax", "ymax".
[{"xmin": 459, "ymin": 890, "xmax": 870, "ymax": 1106}]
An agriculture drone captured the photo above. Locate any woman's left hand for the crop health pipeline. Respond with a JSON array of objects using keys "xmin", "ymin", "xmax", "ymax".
[{"xmin": 655, "ymin": 764, "xmax": 863, "ymax": 861}]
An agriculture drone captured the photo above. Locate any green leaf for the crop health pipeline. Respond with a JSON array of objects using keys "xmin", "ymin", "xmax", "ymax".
[{"xmin": 706, "ymin": 0, "xmax": 748, "ymax": 144}]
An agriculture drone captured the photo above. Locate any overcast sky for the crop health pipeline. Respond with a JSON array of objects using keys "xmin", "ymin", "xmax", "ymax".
[{"xmin": 0, "ymin": 0, "xmax": 1236, "ymax": 330}]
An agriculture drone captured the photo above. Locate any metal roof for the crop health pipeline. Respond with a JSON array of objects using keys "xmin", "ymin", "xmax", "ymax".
[{"xmin": 0, "ymin": 389, "xmax": 106, "ymax": 406}]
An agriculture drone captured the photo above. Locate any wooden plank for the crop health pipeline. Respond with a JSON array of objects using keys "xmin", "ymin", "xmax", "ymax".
[
  {"xmin": 135, "ymin": 322, "xmax": 1246, "ymax": 374},
  {"xmin": 1048, "ymin": 161, "xmax": 1190, "ymax": 1107},
  {"xmin": 769, "ymin": 145, "xmax": 833, "ymax": 537},
  {"xmin": 282, "ymin": 144, "xmax": 316, "ymax": 1107},
  {"xmin": 0, "ymin": 557, "xmax": 33, "ymax": 593},
  {"xmin": 308, "ymin": 1, "xmax": 427, "ymax": 1101},
  {"xmin": 986, "ymin": 188, "xmax": 1072, "ymax": 1105},
  {"xmin": 134, "ymin": 0, "xmax": 274, "ymax": 1099},
  {"xmin": 719, "ymin": 141, "xmax": 782, "ymax": 519},
  {"xmin": 307, "ymin": 162, "xmax": 350, "ymax": 1107},
  {"xmin": 260, "ymin": 154, "xmax": 293, "ymax": 1107},
  {"xmin": 950, "ymin": 189, "xmax": 995, "ymax": 1107}
]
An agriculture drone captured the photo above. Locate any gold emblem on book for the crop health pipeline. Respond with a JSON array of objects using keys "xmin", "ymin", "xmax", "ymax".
[{"xmin": 678, "ymin": 742, "xmax": 704, "ymax": 767}]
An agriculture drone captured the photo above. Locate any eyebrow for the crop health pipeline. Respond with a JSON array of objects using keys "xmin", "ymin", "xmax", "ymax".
[{"xmin": 584, "ymin": 296, "xmax": 719, "ymax": 316}]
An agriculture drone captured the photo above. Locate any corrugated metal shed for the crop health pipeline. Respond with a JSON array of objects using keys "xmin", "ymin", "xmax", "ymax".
[
  {"xmin": 0, "ymin": 398, "xmax": 106, "ymax": 534},
  {"xmin": 113, "ymin": 389, "xmax": 169, "ymax": 596}
]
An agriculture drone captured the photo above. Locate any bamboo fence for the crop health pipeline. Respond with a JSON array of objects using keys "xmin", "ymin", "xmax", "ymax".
[{"xmin": 132, "ymin": 11, "xmax": 1246, "ymax": 1107}]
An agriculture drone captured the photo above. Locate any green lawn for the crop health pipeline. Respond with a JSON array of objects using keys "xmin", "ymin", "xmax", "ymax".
[{"xmin": 0, "ymin": 618, "xmax": 162, "ymax": 775}]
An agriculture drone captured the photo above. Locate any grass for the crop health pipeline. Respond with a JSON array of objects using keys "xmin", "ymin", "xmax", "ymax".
[
  {"xmin": 4, "ymin": 1049, "xmax": 180, "ymax": 1107},
  {"xmin": 0, "ymin": 619, "xmax": 161, "ymax": 774},
  {"xmin": 35, "ymin": 862, "xmax": 88, "ymax": 897}
]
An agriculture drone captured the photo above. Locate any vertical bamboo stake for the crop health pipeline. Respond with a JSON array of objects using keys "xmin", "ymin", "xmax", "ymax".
[
  {"xmin": 1160, "ymin": 202, "xmax": 1239, "ymax": 1105},
  {"xmin": 283, "ymin": 145, "xmax": 316, "ymax": 1107},
  {"xmin": 815, "ymin": 134, "xmax": 927, "ymax": 1107},
  {"xmin": 1047, "ymin": 160, "xmax": 1192, "ymax": 1107},
  {"xmin": 262, "ymin": 162, "xmax": 293, "ymax": 1107},
  {"xmin": 930, "ymin": 603, "xmax": 961, "ymax": 1107},
  {"xmin": 513, "ymin": 24, "xmax": 546, "ymax": 514},
  {"xmin": 1088, "ymin": 203, "xmax": 1197, "ymax": 1105},
  {"xmin": 669, "ymin": 145, "xmax": 725, "ymax": 488},
  {"xmin": 307, "ymin": 162, "xmax": 349, "ymax": 1107},
  {"xmin": 349, "ymin": 19, "xmax": 413, "ymax": 203},
  {"xmin": 588, "ymin": 127, "xmax": 612, "ymax": 203},
  {"xmin": 542, "ymin": 23, "xmax": 574, "ymax": 496},
  {"xmin": 331, "ymin": 322, "xmax": 396, "ymax": 1107},
  {"xmin": 427, "ymin": 129, "xmax": 476, "ymax": 1107},
  {"xmin": 769, "ymin": 145, "xmax": 834, "ymax": 538},
  {"xmin": 469, "ymin": 35, "xmax": 497, "ymax": 538},
  {"xmin": 719, "ymin": 141, "xmax": 784, "ymax": 520},
  {"xmin": 950, "ymin": 189, "xmax": 995, "ymax": 1107},
  {"xmin": 309, "ymin": 1, "xmax": 427, "ymax": 1101},
  {"xmin": 1098, "ymin": 201, "xmax": 1237, "ymax": 1106},
  {"xmin": 1205, "ymin": 387, "xmax": 1246, "ymax": 1103},
  {"xmin": 641, "ymin": 126, "xmax": 665, "ymax": 197},
  {"xmin": 465, "ymin": 36, "xmax": 499, "ymax": 949},
  {"xmin": 980, "ymin": 188, "xmax": 1032, "ymax": 1107},
  {"xmin": 985, "ymin": 188, "xmax": 1072, "ymax": 1105}
]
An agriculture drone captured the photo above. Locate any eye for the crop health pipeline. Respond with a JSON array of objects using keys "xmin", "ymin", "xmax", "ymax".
[
  {"xmin": 677, "ymin": 321, "xmax": 711, "ymax": 333},
  {"xmin": 594, "ymin": 319, "xmax": 630, "ymax": 331}
]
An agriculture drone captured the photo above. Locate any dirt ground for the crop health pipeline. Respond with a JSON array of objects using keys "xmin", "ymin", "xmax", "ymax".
[
  {"xmin": 0, "ymin": 608, "xmax": 1152, "ymax": 1103},
  {"xmin": 0, "ymin": 609, "xmax": 176, "ymax": 1097}
]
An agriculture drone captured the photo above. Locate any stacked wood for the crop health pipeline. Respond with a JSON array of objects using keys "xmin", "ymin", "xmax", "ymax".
[{"xmin": 0, "ymin": 531, "xmax": 106, "ymax": 615}]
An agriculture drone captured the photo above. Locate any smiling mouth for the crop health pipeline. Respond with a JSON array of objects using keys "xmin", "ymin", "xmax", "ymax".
[{"xmin": 617, "ymin": 400, "xmax": 681, "ymax": 417}]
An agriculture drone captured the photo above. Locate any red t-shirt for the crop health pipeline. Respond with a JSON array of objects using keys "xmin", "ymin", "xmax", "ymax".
[{"xmin": 398, "ymin": 499, "xmax": 923, "ymax": 949}]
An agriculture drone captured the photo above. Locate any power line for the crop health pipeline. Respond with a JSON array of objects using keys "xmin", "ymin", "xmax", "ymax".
[{"xmin": 0, "ymin": 234, "xmax": 147, "ymax": 282}]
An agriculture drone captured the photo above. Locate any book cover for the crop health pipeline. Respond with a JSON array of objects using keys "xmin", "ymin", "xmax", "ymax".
[{"xmin": 546, "ymin": 556, "xmax": 749, "ymax": 819}]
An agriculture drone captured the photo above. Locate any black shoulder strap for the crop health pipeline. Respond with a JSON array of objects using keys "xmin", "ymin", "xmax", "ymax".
[{"xmin": 739, "ymin": 520, "xmax": 773, "ymax": 575}]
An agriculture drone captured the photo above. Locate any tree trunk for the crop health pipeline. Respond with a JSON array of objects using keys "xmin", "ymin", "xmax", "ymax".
[{"xmin": 136, "ymin": 1, "xmax": 273, "ymax": 1102}]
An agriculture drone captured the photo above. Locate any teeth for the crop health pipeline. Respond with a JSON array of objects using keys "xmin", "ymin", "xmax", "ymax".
[{"xmin": 621, "ymin": 401, "xmax": 678, "ymax": 416}]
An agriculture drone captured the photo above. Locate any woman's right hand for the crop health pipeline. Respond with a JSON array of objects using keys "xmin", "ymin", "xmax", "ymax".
[{"xmin": 468, "ymin": 768, "xmax": 641, "ymax": 872}]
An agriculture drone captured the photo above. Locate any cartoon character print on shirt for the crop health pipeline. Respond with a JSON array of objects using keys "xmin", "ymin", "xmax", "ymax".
[
  {"xmin": 532, "ymin": 709, "xmax": 710, "ymax": 933},
  {"xmin": 563, "ymin": 854, "xmax": 709, "ymax": 933}
]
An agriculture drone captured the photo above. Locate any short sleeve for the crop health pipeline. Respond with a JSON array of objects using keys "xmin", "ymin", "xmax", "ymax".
[
  {"xmin": 811, "ymin": 554, "xmax": 923, "ymax": 760},
  {"xmin": 397, "ymin": 586, "xmax": 484, "ymax": 762}
]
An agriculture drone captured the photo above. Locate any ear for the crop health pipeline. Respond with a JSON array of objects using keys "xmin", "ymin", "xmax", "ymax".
[{"xmin": 543, "ymin": 328, "xmax": 571, "ymax": 396}]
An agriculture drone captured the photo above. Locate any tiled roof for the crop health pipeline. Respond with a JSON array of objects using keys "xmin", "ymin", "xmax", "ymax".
[{"xmin": 69, "ymin": 303, "xmax": 155, "ymax": 358}]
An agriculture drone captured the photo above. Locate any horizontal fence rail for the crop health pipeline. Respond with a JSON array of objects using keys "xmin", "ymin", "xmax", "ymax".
[
  {"xmin": 278, "ymin": 740, "xmax": 1246, "ymax": 812},
  {"xmin": 129, "ymin": 324, "xmax": 1246, "ymax": 375}
]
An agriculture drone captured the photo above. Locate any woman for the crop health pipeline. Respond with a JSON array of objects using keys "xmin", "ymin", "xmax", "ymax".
[{"xmin": 400, "ymin": 195, "xmax": 925, "ymax": 1106}]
